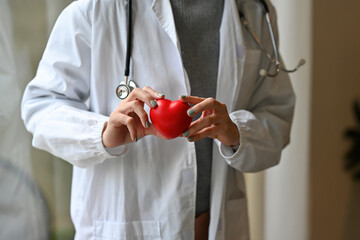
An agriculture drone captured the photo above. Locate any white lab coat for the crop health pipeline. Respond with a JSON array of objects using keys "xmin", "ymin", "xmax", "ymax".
[{"xmin": 21, "ymin": 0, "xmax": 295, "ymax": 239}]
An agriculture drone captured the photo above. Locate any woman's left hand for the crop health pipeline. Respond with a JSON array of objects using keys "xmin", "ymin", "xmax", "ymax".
[{"xmin": 180, "ymin": 96, "xmax": 240, "ymax": 147}]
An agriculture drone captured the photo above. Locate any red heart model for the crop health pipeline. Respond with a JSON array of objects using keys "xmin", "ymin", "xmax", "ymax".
[{"xmin": 150, "ymin": 99, "xmax": 193, "ymax": 139}]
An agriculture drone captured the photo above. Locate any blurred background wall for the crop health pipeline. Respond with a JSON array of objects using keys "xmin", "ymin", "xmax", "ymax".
[
  {"xmin": 0, "ymin": 0, "xmax": 74, "ymax": 239},
  {"xmin": 310, "ymin": 0, "xmax": 360, "ymax": 239}
]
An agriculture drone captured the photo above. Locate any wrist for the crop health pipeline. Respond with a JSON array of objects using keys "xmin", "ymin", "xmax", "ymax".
[
  {"xmin": 101, "ymin": 122, "xmax": 111, "ymax": 148},
  {"xmin": 229, "ymin": 121, "xmax": 240, "ymax": 146},
  {"xmin": 231, "ymin": 144, "xmax": 240, "ymax": 151}
]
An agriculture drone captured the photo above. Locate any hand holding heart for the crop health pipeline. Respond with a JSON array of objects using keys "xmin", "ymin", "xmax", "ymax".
[
  {"xmin": 102, "ymin": 86, "xmax": 239, "ymax": 147},
  {"xmin": 179, "ymin": 96, "xmax": 240, "ymax": 146},
  {"xmin": 102, "ymin": 86, "xmax": 167, "ymax": 148}
]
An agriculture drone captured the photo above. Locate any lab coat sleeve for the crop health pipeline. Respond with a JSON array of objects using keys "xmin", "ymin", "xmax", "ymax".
[
  {"xmin": 21, "ymin": 2, "xmax": 128, "ymax": 168},
  {"xmin": 218, "ymin": 69, "xmax": 295, "ymax": 172},
  {"xmin": 217, "ymin": 1, "xmax": 295, "ymax": 172}
]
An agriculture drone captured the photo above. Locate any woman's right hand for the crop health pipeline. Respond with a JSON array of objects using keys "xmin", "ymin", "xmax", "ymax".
[{"xmin": 102, "ymin": 86, "xmax": 166, "ymax": 148}]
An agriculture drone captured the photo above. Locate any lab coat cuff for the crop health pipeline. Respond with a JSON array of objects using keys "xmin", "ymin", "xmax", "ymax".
[
  {"xmin": 94, "ymin": 119, "xmax": 129, "ymax": 159},
  {"xmin": 218, "ymin": 119, "xmax": 246, "ymax": 163}
]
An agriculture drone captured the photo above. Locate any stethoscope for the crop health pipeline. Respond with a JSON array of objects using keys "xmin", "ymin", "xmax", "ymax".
[
  {"xmin": 239, "ymin": 0, "xmax": 305, "ymax": 77},
  {"xmin": 116, "ymin": 0, "xmax": 305, "ymax": 99}
]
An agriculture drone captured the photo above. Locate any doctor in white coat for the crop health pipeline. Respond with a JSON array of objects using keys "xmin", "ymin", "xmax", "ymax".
[{"xmin": 21, "ymin": 0, "xmax": 295, "ymax": 239}]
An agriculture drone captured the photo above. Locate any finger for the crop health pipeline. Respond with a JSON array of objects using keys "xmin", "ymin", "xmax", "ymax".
[
  {"xmin": 110, "ymin": 113, "xmax": 137, "ymax": 141},
  {"xmin": 144, "ymin": 124, "xmax": 170, "ymax": 140},
  {"xmin": 117, "ymin": 99, "xmax": 144, "ymax": 115},
  {"xmin": 183, "ymin": 115, "xmax": 219, "ymax": 137},
  {"xmin": 187, "ymin": 125, "xmax": 218, "ymax": 142},
  {"xmin": 143, "ymin": 86, "xmax": 166, "ymax": 99},
  {"xmin": 131, "ymin": 101, "xmax": 150, "ymax": 129},
  {"xmin": 187, "ymin": 109, "xmax": 218, "ymax": 129},
  {"xmin": 127, "ymin": 88, "xmax": 159, "ymax": 109},
  {"xmin": 186, "ymin": 110, "xmax": 212, "ymax": 129},
  {"xmin": 188, "ymin": 117, "xmax": 201, "ymax": 129},
  {"xmin": 116, "ymin": 100, "xmax": 149, "ymax": 129},
  {"xmin": 179, "ymin": 95, "xmax": 206, "ymax": 105},
  {"xmin": 187, "ymin": 97, "xmax": 223, "ymax": 117}
]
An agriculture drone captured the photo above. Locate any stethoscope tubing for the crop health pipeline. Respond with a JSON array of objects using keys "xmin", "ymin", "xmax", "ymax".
[
  {"xmin": 124, "ymin": 0, "xmax": 132, "ymax": 82},
  {"xmin": 241, "ymin": 0, "xmax": 305, "ymax": 77},
  {"xmin": 116, "ymin": 0, "xmax": 134, "ymax": 99}
]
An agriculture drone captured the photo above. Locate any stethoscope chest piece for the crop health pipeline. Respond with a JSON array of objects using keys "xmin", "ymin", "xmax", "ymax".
[{"xmin": 116, "ymin": 79, "xmax": 137, "ymax": 99}]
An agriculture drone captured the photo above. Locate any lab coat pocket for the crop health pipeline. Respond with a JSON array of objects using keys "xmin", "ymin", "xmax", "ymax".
[{"xmin": 94, "ymin": 220, "xmax": 161, "ymax": 240}]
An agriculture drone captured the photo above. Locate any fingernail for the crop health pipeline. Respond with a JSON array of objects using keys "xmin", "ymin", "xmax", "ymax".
[
  {"xmin": 187, "ymin": 108, "xmax": 194, "ymax": 116},
  {"xmin": 150, "ymin": 100, "xmax": 157, "ymax": 108},
  {"xmin": 158, "ymin": 93, "xmax": 165, "ymax": 98},
  {"xmin": 180, "ymin": 95, "xmax": 187, "ymax": 99},
  {"xmin": 188, "ymin": 137, "xmax": 194, "ymax": 142},
  {"xmin": 146, "ymin": 121, "xmax": 150, "ymax": 128},
  {"xmin": 183, "ymin": 130, "xmax": 189, "ymax": 137},
  {"xmin": 134, "ymin": 136, "xmax": 138, "ymax": 142}
]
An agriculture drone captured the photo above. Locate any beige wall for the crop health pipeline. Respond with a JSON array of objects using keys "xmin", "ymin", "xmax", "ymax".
[{"xmin": 310, "ymin": 0, "xmax": 360, "ymax": 239}]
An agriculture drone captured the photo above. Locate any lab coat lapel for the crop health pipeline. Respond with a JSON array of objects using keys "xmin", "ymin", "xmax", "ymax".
[
  {"xmin": 216, "ymin": 0, "xmax": 246, "ymax": 112},
  {"xmin": 151, "ymin": 0, "xmax": 191, "ymax": 95},
  {"xmin": 151, "ymin": 0, "xmax": 180, "ymax": 50},
  {"xmin": 209, "ymin": 0, "xmax": 247, "ymax": 239}
]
